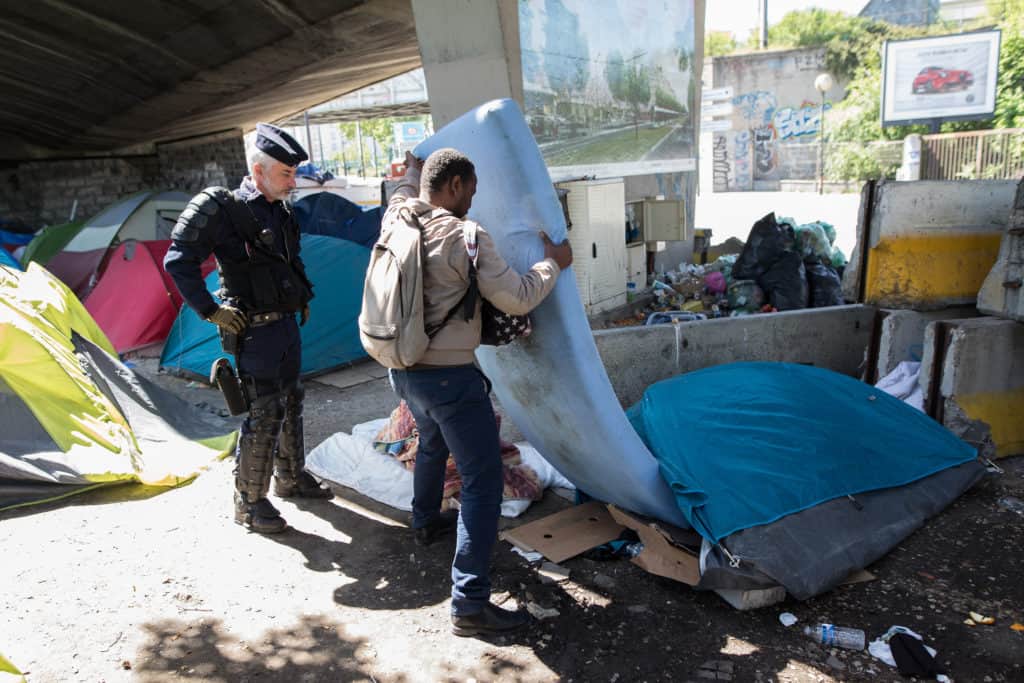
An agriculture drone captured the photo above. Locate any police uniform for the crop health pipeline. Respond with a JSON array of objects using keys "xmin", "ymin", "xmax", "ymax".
[{"xmin": 164, "ymin": 123, "xmax": 331, "ymax": 534}]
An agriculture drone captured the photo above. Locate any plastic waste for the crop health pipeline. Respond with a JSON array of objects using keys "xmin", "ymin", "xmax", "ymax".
[
  {"xmin": 803, "ymin": 623, "xmax": 866, "ymax": 651},
  {"xmin": 779, "ymin": 612, "xmax": 798, "ymax": 627},
  {"xmin": 623, "ymin": 542, "xmax": 644, "ymax": 558},
  {"xmin": 794, "ymin": 222, "xmax": 832, "ymax": 263},
  {"xmin": 806, "ymin": 263, "xmax": 844, "ymax": 308},
  {"xmin": 998, "ymin": 496, "xmax": 1024, "ymax": 516}
]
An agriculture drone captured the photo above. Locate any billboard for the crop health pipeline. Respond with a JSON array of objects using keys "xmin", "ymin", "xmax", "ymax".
[
  {"xmin": 881, "ymin": 30, "xmax": 1001, "ymax": 126},
  {"xmin": 519, "ymin": 0, "xmax": 697, "ymax": 180}
]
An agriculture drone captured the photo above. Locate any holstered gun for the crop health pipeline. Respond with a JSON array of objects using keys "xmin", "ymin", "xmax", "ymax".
[{"xmin": 210, "ymin": 357, "xmax": 248, "ymax": 416}]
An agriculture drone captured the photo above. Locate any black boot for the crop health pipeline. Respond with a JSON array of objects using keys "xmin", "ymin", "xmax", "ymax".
[
  {"xmin": 413, "ymin": 510, "xmax": 459, "ymax": 547},
  {"xmin": 273, "ymin": 383, "xmax": 331, "ymax": 499},
  {"xmin": 451, "ymin": 603, "xmax": 531, "ymax": 637},
  {"xmin": 234, "ymin": 491, "xmax": 287, "ymax": 533},
  {"xmin": 274, "ymin": 470, "xmax": 333, "ymax": 498},
  {"xmin": 235, "ymin": 393, "xmax": 286, "ymax": 532}
]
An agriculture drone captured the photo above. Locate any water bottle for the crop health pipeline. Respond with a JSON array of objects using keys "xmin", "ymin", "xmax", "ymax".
[{"xmin": 803, "ymin": 623, "xmax": 866, "ymax": 651}]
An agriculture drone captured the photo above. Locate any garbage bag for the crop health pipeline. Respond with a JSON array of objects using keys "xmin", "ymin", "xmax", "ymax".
[
  {"xmin": 727, "ymin": 279, "xmax": 765, "ymax": 312},
  {"xmin": 733, "ymin": 213, "xmax": 795, "ymax": 281},
  {"xmin": 794, "ymin": 222, "xmax": 832, "ymax": 264},
  {"xmin": 830, "ymin": 245, "xmax": 847, "ymax": 268},
  {"xmin": 759, "ymin": 251, "xmax": 808, "ymax": 311},
  {"xmin": 806, "ymin": 262, "xmax": 844, "ymax": 308}
]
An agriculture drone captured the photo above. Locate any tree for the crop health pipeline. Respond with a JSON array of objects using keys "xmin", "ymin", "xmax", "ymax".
[
  {"xmin": 605, "ymin": 50, "xmax": 627, "ymax": 102},
  {"xmin": 705, "ymin": 31, "xmax": 737, "ymax": 57},
  {"xmin": 624, "ymin": 61, "xmax": 651, "ymax": 137},
  {"xmin": 336, "ymin": 117, "xmax": 429, "ymax": 176}
]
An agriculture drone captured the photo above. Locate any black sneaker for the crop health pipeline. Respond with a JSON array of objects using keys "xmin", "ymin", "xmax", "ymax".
[
  {"xmin": 451, "ymin": 603, "xmax": 531, "ymax": 637},
  {"xmin": 234, "ymin": 492, "xmax": 287, "ymax": 534},
  {"xmin": 413, "ymin": 510, "xmax": 459, "ymax": 547},
  {"xmin": 274, "ymin": 471, "xmax": 333, "ymax": 499}
]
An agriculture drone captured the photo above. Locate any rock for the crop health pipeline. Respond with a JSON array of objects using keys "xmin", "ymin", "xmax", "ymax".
[
  {"xmin": 826, "ymin": 655, "xmax": 846, "ymax": 671},
  {"xmin": 593, "ymin": 573, "xmax": 616, "ymax": 590}
]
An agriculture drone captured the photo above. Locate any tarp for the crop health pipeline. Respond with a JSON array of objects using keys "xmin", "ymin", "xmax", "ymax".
[
  {"xmin": 83, "ymin": 240, "xmax": 215, "ymax": 353},
  {"xmin": 293, "ymin": 191, "xmax": 382, "ymax": 248},
  {"xmin": 627, "ymin": 361, "xmax": 978, "ymax": 543},
  {"xmin": 160, "ymin": 234, "xmax": 370, "ymax": 379},
  {"xmin": 0, "ymin": 263, "xmax": 235, "ymax": 511},
  {"xmin": 46, "ymin": 191, "xmax": 189, "ymax": 296}
]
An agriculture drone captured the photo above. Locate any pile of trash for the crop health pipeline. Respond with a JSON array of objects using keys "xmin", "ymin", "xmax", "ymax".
[{"xmin": 617, "ymin": 213, "xmax": 849, "ymax": 327}]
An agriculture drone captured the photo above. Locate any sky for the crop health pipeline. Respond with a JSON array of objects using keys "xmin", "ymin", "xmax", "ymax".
[{"xmin": 706, "ymin": 0, "xmax": 868, "ymax": 41}]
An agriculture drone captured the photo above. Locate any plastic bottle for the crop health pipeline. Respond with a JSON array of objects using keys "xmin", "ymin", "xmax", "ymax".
[
  {"xmin": 802, "ymin": 623, "xmax": 866, "ymax": 651},
  {"xmin": 622, "ymin": 542, "xmax": 644, "ymax": 558}
]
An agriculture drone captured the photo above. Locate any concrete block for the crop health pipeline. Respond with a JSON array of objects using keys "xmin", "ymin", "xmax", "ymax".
[
  {"xmin": 873, "ymin": 307, "xmax": 978, "ymax": 382},
  {"xmin": 593, "ymin": 324, "xmax": 677, "ymax": 407},
  {"xmin": 714, "ymin": 585, "xmax": 787, "ymax": 610},
  {"xmin": 853, "ymin": 180, "xmax": 1017, "ymax": 309},
  {"xmin": 978, "ymin": 180, "xmax": 1024, "ymax": 322},
  {"xmin": 674, "ymin": 305, "xmax": 875, "ymax": 378},
  {"xmin": 921, "ymin": 317, "xmax": 1024, "ymax": 458}
]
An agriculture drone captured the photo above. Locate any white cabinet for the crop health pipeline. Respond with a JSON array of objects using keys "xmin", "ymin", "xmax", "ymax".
[
  {"xmin": 626, "ymin": 198, "xmax": 688, "ymax": 242},
  {"xmin": 558, "ymin": 178, "xmax": 627, "ymax": 315}
]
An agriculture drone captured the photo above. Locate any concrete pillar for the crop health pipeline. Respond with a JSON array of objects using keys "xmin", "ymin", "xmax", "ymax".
[
  {"xmin": 978, "ymin": 179, "xmax": 1024, "ymax": 322},
  {"xmin": 411, "ymin": 0, "xmax": 522, "ymax": 129},
  {"xmin": 898, "ymin": 134, "xmax": 922, "ymax": 181}
]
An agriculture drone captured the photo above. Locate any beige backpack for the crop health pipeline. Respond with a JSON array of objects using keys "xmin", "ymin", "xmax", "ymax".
[{"xmin": 359, "ymin": 204, "xmax": 448, "ymax": 369}]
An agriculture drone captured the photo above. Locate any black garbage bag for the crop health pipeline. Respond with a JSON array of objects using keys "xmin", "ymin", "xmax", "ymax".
[
  {"xmin": 806, "ymin": 263, "xmax": 844, "ymax": 308},
  {"xmin": 759, "ymin": 251, "xmax": 808, "ymax": 311},
  {"xmin": 733, "ymin": 213, "xmax": 796, "ymax": 281}
]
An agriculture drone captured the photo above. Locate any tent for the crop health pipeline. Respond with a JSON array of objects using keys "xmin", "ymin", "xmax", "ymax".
[
  {"xmin": 46, "ymin": 190, "xmax": 189, "ymax": 296},
  {"xmin": 293, "ymin": 191, "xmax": 383, "ymax": 248},
  {"xmin": 0, "ymin": 263, "xmax": 235, "ymax": 511},
  {"xmin": 0, "ymin": 247, "xmax": 19, "ymax": 270},
  {"xmin": 83, "ymin": 240, "xmax": 216, "ymax": 354},
  {"xmin": 160, "ymin": 234, "xmax": 371, "ymax": 379},
  {"xmin": 19, "ymin": 221, "xmax": 83, "ymax": 268}
]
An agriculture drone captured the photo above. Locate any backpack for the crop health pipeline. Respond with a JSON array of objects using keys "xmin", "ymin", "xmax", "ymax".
[{"xmin": 359, "ymin": 204, "xmax": 466, "ymax": 368}]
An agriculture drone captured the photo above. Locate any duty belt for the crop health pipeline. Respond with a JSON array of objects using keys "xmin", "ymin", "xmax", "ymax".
[{"xmin": 250, "ymin": 311, "xmax": 290, "ymax": 327}]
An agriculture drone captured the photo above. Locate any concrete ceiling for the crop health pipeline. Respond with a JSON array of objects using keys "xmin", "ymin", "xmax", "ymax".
[{"xmin": 0, "ymin": 0, "xmax": 421, "ymax": 160}]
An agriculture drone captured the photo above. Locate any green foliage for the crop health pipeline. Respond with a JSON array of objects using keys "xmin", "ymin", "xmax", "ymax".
[
  {"xmin": 605, "ymin": 51, "xmax": 627, "ymax": 101},
  {"xmin": 705, "ymin": 31, "xmax": 737, "ymax": 57},
  {"xmin": 825, "ymin": 144, "xmax": 900, "ymax": 181},
  {"xmin": 655, "ymin": 86, "xmax": 684, "ymax": 113},
  {"xmin": 335, "ymin": 117, "xmax": 428, "ymax": 175}
]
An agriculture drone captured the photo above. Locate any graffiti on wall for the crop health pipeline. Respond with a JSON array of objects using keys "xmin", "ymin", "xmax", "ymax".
[{"xmin": 711, "ymin": 90, "xmax": 828, "ymax": 190}]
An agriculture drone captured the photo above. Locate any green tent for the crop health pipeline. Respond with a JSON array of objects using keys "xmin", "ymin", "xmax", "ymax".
[
  {"xmin": 18, "ymin": 221, "xmax": 83, "ymax": 267},
  {"xmin": 0, "ymin": 263, "xmax": 235, "ymax": 511}
]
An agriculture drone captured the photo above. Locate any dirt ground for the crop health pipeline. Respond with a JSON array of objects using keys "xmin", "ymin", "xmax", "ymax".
[{"xmin": 2, "ymin": 359, "xmax": 1023, "ymax": 683}]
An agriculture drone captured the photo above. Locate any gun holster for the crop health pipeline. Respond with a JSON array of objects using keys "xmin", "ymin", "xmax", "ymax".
[
  {"xmin": 210, "ymin": 357, "xmax": 248, "ymax": 416},
  {"xmin": 219, "ymin": 328, "xmax": 240, "ymax": 355}
]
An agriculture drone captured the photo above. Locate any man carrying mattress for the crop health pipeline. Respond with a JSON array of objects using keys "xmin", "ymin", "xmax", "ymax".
[{"xmin": 388, "ymin": 148, "xmax": 572, "ymax": 637}]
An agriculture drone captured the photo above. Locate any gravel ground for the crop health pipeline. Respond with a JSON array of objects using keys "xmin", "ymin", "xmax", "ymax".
[{"xmin": 2, "ymin": 358, "xmax": 1023, "ymax": 682}]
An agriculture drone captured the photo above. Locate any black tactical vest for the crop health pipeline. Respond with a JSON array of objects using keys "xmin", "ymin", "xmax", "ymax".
[{"xmin": 206, "ymin": 187, "xmax": 313, "ymax": 315}]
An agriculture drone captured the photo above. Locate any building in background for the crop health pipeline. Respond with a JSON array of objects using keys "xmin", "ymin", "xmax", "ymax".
[{"xmin": 859, "ymin": 0, "xmax": 939, "ymax": 26}]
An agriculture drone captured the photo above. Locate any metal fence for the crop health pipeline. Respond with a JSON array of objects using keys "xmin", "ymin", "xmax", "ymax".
[{"xmin": 921, "ymin": 128, "xmax": 1024, "ymax": 180}]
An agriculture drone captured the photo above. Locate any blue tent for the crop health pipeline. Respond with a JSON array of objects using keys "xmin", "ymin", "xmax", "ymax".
[
  {"xmin": 160, "ymin": 234, "xmax": 371, "ymax": 379},
  {"xmin": 293, "ymin": 191, "xmax": 382, "ymax": 248},
  {"xmin": 0, "ymin": 247, "xmax": 21, "ymax": 270},
  {"xmin": 627, "ymin": 362, "xmax": 977, "ymax": 543}
]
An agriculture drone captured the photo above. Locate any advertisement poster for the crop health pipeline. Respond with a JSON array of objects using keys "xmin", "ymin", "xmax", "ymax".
[
  {"xmin": 519, "ymin": 0, "xmax": 697, "ymax": 180},
  {"xmin": 882, "ymin": 30, "xmax": 1001, "ymax": 126}
]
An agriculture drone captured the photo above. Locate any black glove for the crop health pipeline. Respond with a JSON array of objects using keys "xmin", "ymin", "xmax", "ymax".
[
  {"xmin": 300, "ymin": 305, "xmax": 310, "ymax": 327},
  {"xmin": 207, "ymin": 305, "xmax": 247, "ymax": 334}
]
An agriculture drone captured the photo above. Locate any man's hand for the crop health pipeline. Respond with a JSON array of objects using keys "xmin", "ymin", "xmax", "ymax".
[
  {"xmin": 300, "ymin": 305, "xmax": 310, "ymax": 327},
  {"xmin": 541, "ymin": 232, "xmax": 573, "ymax": 270},
  {"xmin": 207, "ymin": 304, "xmax": 247, "ymax": 334},
  {"xmin": 404, "ymin": 151, "xmax": 423, "ymax": 174}
]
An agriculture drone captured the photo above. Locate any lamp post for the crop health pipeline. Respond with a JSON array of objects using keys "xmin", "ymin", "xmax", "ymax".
[{"xmin": 814, "ymin": 72, "xmax": 834, "ymax": 195}]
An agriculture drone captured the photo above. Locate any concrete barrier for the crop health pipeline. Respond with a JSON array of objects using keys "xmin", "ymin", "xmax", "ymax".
[
  {"xmin": 843, "ymin": 180, "xmax": 1017, "ymax": 309},
  {"xmin": 871, "ymin": 307, "xmax": 979, "ymax": 383},
  {"xmin": 921, "ymin": 317, "xmax": 1024, "ymax": 459},
  {"xmin": 978, "ymin": 180, "xmax": 1024, "ymax": 322},
  {"xmin": 594, "ymin": 305, "xmax": 877, "ymax": 407}
]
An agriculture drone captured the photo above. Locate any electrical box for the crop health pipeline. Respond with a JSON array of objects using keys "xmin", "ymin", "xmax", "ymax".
[
  {"xmin": 558, "ymin": 178, "xmax": 627, "ymax": 315},
  {"xmin": 626, "ymin": 198, "xmax": 688, "ymax": 243}
]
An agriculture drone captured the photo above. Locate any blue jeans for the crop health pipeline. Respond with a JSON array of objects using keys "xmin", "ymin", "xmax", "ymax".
[{"xmin": 390, "ymin": 365, "xmax": 502, "ymax": 616}]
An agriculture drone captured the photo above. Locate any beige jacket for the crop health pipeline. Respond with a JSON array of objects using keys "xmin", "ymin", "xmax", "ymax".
[{"xmin": 387, "ymin": 169, "xmax": 561, "ymax": 366}]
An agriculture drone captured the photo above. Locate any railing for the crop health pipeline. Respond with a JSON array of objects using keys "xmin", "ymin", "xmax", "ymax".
[{"xmin": 921, "ymin": 128, "xmax": 1024, "ymax": 180}]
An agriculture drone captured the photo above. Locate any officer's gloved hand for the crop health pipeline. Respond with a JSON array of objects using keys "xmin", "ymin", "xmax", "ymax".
[
  {"xmin": 300, "ymin": 305, "xmax": 310, "ymax": 327},
  {"xmin": 207, "ymin": 305, "xmax": 247, "ymax": 334}
]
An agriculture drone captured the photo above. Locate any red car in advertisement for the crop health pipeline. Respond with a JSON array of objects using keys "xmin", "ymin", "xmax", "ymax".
[{"xmin": 912, "ymin": 66, "xmax": 974, "ymax": 94}]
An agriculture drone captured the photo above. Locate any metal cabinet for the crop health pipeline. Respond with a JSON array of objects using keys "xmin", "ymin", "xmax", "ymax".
[{"xmin": 558, "ymin": 178, "xmax": 627, "ymax": 315}]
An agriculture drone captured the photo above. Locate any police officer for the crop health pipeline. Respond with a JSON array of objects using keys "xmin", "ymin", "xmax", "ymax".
[{"xmin": 164, "ymin": 123, "xmax": 332, "ymax": 534}]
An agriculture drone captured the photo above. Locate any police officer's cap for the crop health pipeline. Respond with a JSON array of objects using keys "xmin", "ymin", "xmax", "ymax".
[{"xmin": 254, "ymin": 123, "xmax": 308, "ymax": 167}]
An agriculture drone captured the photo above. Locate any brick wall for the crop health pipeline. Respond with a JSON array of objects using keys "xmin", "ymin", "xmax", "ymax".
[{"xmin": 0, "ymin": 130, "xmax": 247, "ymax": 229}]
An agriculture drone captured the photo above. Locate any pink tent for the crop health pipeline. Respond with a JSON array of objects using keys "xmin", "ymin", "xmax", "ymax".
[{"xmin": 84, "ymin": 240, "xmax": 214, "ymax": 353}]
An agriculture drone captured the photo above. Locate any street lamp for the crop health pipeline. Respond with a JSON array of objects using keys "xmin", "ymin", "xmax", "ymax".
[{"xmin": 814, "ymin": 72, "xmax": 834, "ymax": 195}]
